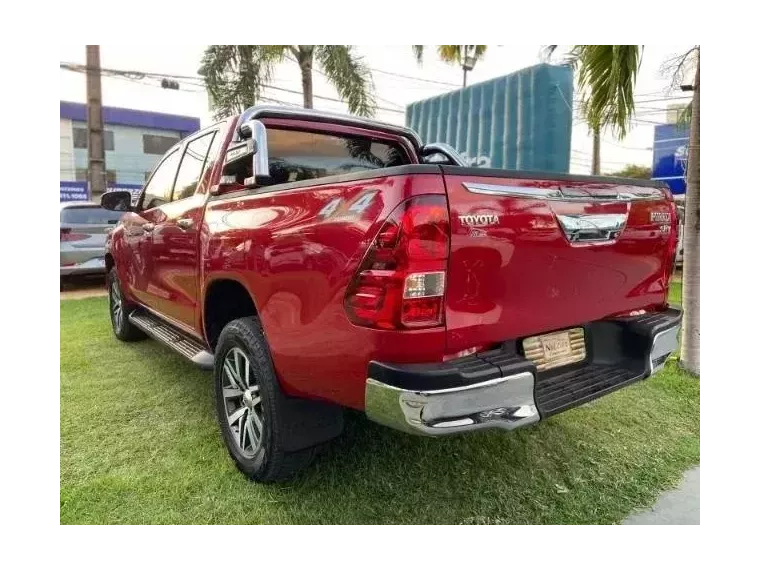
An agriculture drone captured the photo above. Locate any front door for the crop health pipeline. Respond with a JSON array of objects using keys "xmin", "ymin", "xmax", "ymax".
[
  {"xmin": 120, "ymin": 148, "xmax": 182, "ymax": 309},
  {"xmin": 146, "ymin": 130, "xmax": 220, "ymax": 330}
]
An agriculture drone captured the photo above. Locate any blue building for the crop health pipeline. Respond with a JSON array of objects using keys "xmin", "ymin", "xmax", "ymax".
[
  {"xmin": 405, "ymin": 64, "xmax": 574, "ymax": 173},
  {"xmin": 652, "ymin": 123, "xmax": 689, "ymax": 199},
  {"xmin": 60, "ymin": 101, "xmax": 200, "ymax": 201}
]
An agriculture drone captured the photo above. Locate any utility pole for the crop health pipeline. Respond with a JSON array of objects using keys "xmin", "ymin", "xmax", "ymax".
[
  {"xmin": 591, "ymin": 125, "xmax": 601, "ymax": 175},
  {"xmin": 86, "ymin": 45, "xmax": 106, "ymax": 200}
]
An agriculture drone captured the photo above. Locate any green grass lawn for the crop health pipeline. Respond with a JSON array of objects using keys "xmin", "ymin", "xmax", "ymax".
[{"xmin": 60, "ymin": 287, "xmax": 698, "ymax": 524}]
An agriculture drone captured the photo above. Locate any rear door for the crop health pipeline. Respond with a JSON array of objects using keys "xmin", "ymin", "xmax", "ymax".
[{"xmin": 441, "ymin": 168, "xmax": 678, "ymax": 354}]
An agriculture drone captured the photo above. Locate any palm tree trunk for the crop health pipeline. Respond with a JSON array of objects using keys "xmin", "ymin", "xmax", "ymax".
[
  {"xmin": 296, "ymin": 45, "xmax": 314, "ymax": 109},
  {"xmin": 680, "ymin": 49, "xmax": 700, "ymax": 375},
  {"xmin": 591, "ymin": 125, "xmax": 601, "ymax": 174}
]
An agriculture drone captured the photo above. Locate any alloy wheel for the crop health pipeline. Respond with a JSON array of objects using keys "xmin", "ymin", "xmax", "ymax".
[
  {"xmin": 222, "ymin": 347, "xmax": 264, "ymax": 458},
  {"xmin": 110, "ymin": 280, "xmax": 123, "ymax": 330}
]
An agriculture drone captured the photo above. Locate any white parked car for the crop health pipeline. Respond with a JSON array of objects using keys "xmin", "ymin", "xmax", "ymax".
[{"xmin": 60, "ymin": 202, "xmax": 120, "ymax": 277}]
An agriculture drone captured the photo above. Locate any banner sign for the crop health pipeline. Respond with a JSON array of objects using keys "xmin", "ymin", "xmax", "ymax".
[
  {"xmin": 652, "ymin": 124, "xmax": 689, "ymax": 196},
  {"xmin": 60, "ymin": 181, "xmax": 89, "ymax": 202},
  {"xmin": 61, "ymin": 182, "xmax": 143, "ymax": 204}
]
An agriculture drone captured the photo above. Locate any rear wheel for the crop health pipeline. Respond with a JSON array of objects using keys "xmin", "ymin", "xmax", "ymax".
[
  {"xmin": 107, "ymin": 268, "xmax": 145, "ymax": 342},
  {"xmin": 214, "ymin": 317, "xmax": 317, "ymax": 482}
]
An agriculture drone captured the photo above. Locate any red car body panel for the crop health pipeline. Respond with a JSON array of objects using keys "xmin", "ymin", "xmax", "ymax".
[
  {"xmin": 107, "ymin": 113, "xmax": 676, "ymax": 413},
  {"xmin": 201, "ymin": 171, "xmax": 447, "ymax": 409}
]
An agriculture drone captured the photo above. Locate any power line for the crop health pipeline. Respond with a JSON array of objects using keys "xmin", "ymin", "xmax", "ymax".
[
  {"xmin": 61, "ymin": 61, "xmax": 407, "ymax": 115},
  {"xmin": 368, "ymin": 67, "xmax": 461, "ymax": 88}
]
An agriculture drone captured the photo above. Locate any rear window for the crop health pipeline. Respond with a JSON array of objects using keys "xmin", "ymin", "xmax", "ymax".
[
  {"xmin": 61, "ymin": 207, "xmax": 119, "ymax": 225},
  {"xmin": 265, "ymin": 128, "xmax": 409, "ymax": 185}
]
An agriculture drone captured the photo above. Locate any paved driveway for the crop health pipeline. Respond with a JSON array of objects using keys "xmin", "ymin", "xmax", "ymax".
[{"xmin": 623, "ymin": 466, "xmax": 700, "ymax": 525}]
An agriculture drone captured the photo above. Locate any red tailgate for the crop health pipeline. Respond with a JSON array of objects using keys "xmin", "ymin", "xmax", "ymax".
[{"xmin": 441, "ymin": 170, "xmax": 678, "ymax": 355}]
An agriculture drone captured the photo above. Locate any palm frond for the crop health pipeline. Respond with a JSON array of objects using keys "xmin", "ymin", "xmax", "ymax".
[
  {"xmin": 412, "ymin": 40, "xmax": 488, "ymax": 64},
  {"xmin": 573, "ymin": 45, "xmax": 642, "ymax": 138},
  {"xmin": 316, "ymin": 45, "xmax": 376, "ymax": 117},
  {"xmin": 199, "ymin": 45, "xmax": 287, "ymax": 119},
  {"xmin": 437, "ymin": 45, "xmax": 461, "ymax": 63},
  {"xmin": 434, "ymin": 45, "xmax": 487, "ymax": 66}
]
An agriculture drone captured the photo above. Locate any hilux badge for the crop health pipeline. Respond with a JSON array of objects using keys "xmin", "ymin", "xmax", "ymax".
[
  {"xmin": 458, "ymin": 213, "xmax": 500, "ymax": 227},
  {"xmin": 650, "ymin": 211, "xmax": 671, "ymax": 224}
]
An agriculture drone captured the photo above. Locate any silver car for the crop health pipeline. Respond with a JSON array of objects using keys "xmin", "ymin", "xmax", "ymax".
[{"xmin": 60, "ymin": 202, "xmax": 120, "ymax": 276}]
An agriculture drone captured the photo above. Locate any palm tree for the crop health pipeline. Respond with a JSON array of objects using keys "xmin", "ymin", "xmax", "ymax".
[
  {"xmin": 199, "ymin": 45, "xmax": 375, "ymax": 119},
  {"xmin": 412, "ymin": 45, "xmax": 488, "ymax": 88},
  {"xmin": 545, "ymin": 45, "xmax": 642, "ymax": 174}
]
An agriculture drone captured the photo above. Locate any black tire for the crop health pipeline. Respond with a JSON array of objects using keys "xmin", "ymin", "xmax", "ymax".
[
  {"xmin": 214, "ymin": 317, "xmax": 317, "ymax": 482},
  {"xmin": 107, "ymin": 268, "xmax": 146, "ymax": 342}
]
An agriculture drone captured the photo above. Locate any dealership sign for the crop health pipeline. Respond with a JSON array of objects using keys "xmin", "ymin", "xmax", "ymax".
[
  {"xmin": 60, "ymin": 181, "xmax": 89, "ymax": 202},
  {"xmin": 652, "ymin": 124, "xmax": 689, "ymax": 196},
  {"xmin": 60, "ymin": 182, "xmax": 143, "ymax": 204}
]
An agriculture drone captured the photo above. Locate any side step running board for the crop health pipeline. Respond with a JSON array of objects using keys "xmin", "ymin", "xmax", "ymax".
[{"xmin": 128, "ymin": 309, "xmax": 214, "ymax": 369}]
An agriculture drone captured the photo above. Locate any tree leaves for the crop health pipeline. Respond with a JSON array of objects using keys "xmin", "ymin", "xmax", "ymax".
[
  {"xmin": 571, "ymin": 45, "xmax": 643, "ymax": 138},
  {"xmin": 315, "ymin": 46, "xmax": 375, "ymax": 117},
  {"xmin": 199, "ymin": 45, "xmax": 376, "ymax": 119},
  {"xmin": 413, "ymin": 45, "xmax": 487, "ymax": 66}
]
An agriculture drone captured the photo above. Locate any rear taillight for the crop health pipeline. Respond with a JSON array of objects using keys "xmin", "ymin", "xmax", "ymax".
[
  {"xmin": 345, "ymin": 195, "xmax": 450, "ymax": 329},
  {"xmin": 60, "ymin": 228, "xmax": 88, "ymax": 242}
]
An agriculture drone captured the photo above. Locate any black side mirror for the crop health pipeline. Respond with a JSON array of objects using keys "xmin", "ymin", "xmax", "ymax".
[{"xmin": 101, "ymin": 191, "xmax": 133, "ymax": 212}]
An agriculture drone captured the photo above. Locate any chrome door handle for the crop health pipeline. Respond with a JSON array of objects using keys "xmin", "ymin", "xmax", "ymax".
[
  {"xmin": 141, "ymin": 222, "xmax": 155, "ymax": 232},
  {"xmin": 177, "ymin": 218, "xmax": 194, "ymax": 230}
]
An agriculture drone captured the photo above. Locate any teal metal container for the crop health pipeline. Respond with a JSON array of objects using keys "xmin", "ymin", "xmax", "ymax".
[{"xmin": 405, "ymin": 63, "xmax": 573, "ymax": 173}]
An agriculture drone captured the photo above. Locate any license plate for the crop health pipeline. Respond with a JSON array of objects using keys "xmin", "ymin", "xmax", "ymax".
[
  {"xmin": 523, "ymin": 328, "xmax": 586, "ymax": 371},
  {"xmin": 540, "ymin": 331, "xmax": 572, "ymax": 361}
]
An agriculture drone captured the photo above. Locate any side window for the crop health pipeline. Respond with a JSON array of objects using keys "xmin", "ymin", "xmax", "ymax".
[
  {"xmin": 265, "ymin": 129, "xmax": 410, "ymax": 186},
  {"xmin": 140, "ymin": 150, "xmax": 180, "ymax": 210},
  {"xmin": 199, "ymin": 131, "xmax": 223, "ymax": 192},
  {"xmin": 172, "ymin": 132, "xmax": 217, "ymax": 201}
]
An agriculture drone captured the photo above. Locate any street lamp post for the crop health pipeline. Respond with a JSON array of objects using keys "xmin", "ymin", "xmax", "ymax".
[{"xmin": 461, "ymin": 45, "xmax": 477, "ymax": 88}]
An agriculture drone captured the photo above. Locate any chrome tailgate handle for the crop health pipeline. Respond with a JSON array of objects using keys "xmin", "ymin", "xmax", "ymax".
[{"xmin": 556, "ymin": 213, "xmax": 627, "ymax": 243}]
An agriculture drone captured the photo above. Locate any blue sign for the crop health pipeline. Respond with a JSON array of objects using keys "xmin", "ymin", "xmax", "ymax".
[
  {"xmin": 61, "ymin": 181, "xmax": 144, "ymax": 203},
  {"xmin": 652, "ymin": 124, "xmax": 689, "ymax": 195},
  {"xmin": 60, "ymin": 181, "xmax": 89, "ymax": 202}
]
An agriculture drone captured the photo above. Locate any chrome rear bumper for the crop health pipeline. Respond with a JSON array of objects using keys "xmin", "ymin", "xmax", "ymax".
[
  {"xmin": 366, "ymin": 372, "xmax": 539, "ymax": 435},
  {"xmin": 365, "ymin": 307, "xmax": 682, "ymax": 436}
]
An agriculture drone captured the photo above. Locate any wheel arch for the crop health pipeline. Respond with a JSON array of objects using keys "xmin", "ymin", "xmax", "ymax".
[{"xmin": 203, "ymin": 276, "xmax": 261, "ymax": 351}]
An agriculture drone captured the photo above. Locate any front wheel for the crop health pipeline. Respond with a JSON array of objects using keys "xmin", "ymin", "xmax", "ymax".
[
  {"xmin": 214, "ymin": 317, "xmax": 317, "ymax": 482},
  {"xmin": 107, "ymin": 268, "xmax": 145, "ymax": 342}
]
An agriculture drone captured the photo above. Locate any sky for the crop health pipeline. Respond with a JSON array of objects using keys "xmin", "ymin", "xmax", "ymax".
[{"xmin": 59, "ymin": 45, "xmax": 696, "ymax": 175}]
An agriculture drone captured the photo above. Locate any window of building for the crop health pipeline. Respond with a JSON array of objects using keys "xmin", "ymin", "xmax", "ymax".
[
  {"xmin": 172, "ymin": 132, "xmax": 217, "ymax": 201},
  {"xmin": 140, "ymin": 150, "xmax": 180, "ymax": 210},
  {"xmin": 74, "ymin": 169, "xmax": 116, "ymax": 185},
  {"xmin": 73, "ymin": 127, "xmax": 114, "ymax": 151},
  {"xmin": 143, "ymin": 133, "xmax": 180, "ymax": 155},
  {"xmin": 263, "ymin": 128, "xmax": 409, "ymax": 186}
]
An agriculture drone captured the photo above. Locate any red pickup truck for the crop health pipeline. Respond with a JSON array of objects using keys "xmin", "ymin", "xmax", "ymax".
[{"xmin": 101, "ymin": 106, "xmax": 681, "ymax": 482}]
